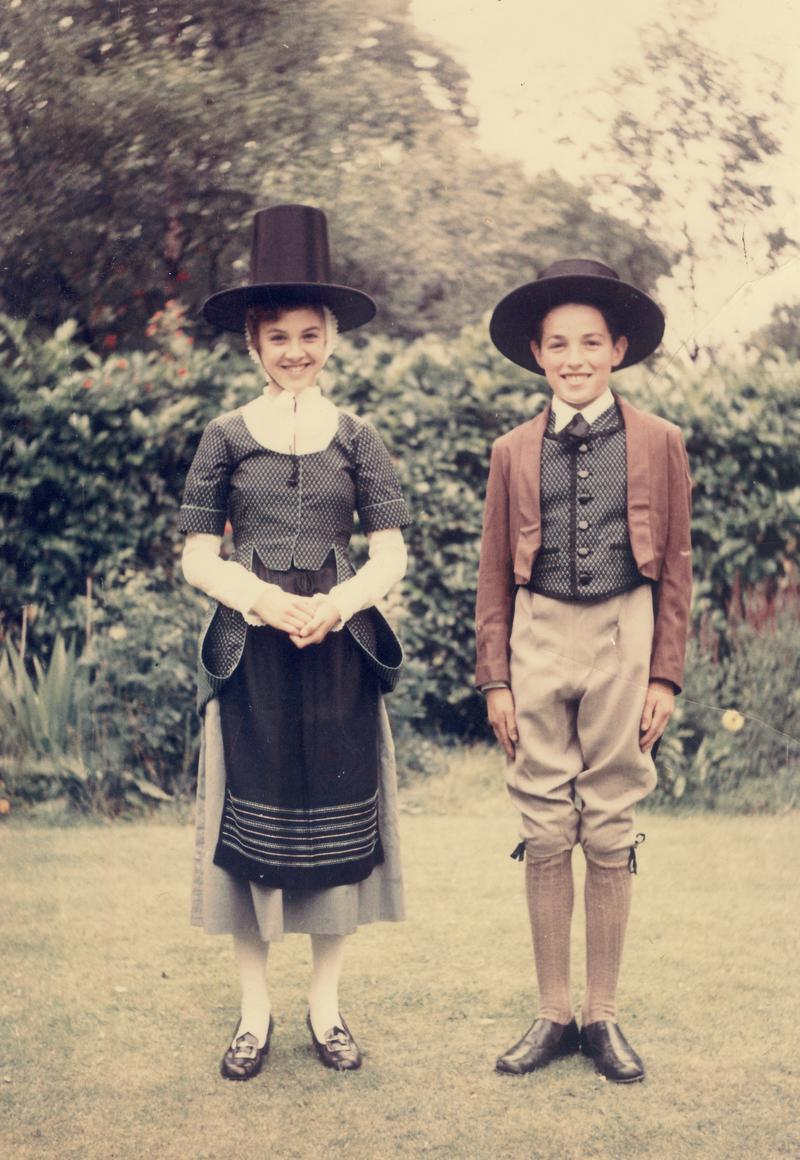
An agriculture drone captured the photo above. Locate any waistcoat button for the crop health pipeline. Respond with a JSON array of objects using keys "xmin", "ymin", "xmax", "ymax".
[
  {"xmin": 577, "ymin": 546, "xmax": 590, "ymax": 557},
  {"xmin": 578, "ymin": 571, "xmax": 592, "ymax": 585},
  {"xmin": 577, "ymin": 468, "xmax": 590, "ymax": 479},
  {"xmin": 578, "ymin": 443, "xmax": 589, "ymax": 453},
  {"xmin": 578, "ymin": 519, "xmax": 589, "ymax": 530}
]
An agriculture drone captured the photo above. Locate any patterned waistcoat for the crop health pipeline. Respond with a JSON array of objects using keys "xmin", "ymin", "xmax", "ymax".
[
  {"xmin": 179, "ymin": 408, "xmax": 411, "ymax": 709},
  {"xmin": 529, "ymin": 403, "xmax": 644, "ymax": 602}
]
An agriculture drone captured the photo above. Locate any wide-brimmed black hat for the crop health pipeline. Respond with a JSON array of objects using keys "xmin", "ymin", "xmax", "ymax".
[
  {"xmin": 202, "ymin": 204, "xmax": 376, "ymax": 333},
  {"xmin": 489, "ymin": 258, "xmax": 665, "ymax": 374}
]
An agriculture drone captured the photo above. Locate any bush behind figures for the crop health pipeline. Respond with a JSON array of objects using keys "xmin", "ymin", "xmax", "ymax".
[{"xmin": 1, "ymin": 312, "xmax": 797, "ymax": 812}]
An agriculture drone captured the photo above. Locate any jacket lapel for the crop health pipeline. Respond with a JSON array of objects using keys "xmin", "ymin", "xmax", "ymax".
[
  {"xmin": 616, "ymin": 395, "xmax": 654, "ymax": 567},
  {"xmin": 513, "ymin": 406, "xmax": 549, "ymax": 576}
]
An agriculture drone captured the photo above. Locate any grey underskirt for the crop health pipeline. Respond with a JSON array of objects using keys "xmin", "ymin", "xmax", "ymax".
[{"xmin": 190, "ymin": 698, "xmax": 405, "ymax": 940}]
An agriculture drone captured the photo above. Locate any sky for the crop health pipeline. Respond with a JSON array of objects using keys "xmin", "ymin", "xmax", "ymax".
[{"xmin": 410, "ymin": 0, "xmax": 800, "ymax": 354}]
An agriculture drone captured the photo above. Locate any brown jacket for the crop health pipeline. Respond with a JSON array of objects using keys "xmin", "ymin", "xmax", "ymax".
[{"xmin": 475, "ymin": 395, "xmax": 693, "ymax": 691}]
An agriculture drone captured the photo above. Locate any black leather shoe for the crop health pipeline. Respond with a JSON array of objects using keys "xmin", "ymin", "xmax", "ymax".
[
  {"xmin": 495, "ymin": 1017, "xmax": 580, "ymax": 1075},
  {"xmin": 307, "ymin": 1011, "xmax": 362, "ymax": 1071},
  {"xmin": 220, "ymin": 1015, "xmax": 274, "ymax": 1081},
  {"xmin": 580, "ymin": 1020, "xmax": 645, "ymax": 1083}
]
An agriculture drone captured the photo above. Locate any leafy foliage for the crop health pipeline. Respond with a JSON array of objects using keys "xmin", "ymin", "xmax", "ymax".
[
  {"xmin": 0, "ymin": 628, "xmax": 173, "ymax": 814},
  {"xmin": 749, "ymin": 302, "xmax": 800, "ymax": 364},
  {"xmin": 588, "ymin": 2, "xmax": 794, "ymax": 358},
  {"xmin": 1, "ymin": 315, "xmax": 798, "ymax": 810},
  {"xmin": 0, "ymin": 632, "xmax": 83, "ymax": 773},
  {"xmin": 628, "ymin": 358, "xmax": 800, "ymax": 619},
  {"xmin": 654, "ymin": 585, "xmax": 800, "ymax": 810},
  {"xmin": 0, "ymin": 0, "xmax": 669, "ymax": 347},
  {"xmin": 0, "ymin": 305, "xmax": 232, "ymax": 617}
]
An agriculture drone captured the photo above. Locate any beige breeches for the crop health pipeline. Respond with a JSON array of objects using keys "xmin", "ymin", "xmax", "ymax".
[{"xmin": 507, "ymin": 584, "xmax": 657, "ymax": 866}]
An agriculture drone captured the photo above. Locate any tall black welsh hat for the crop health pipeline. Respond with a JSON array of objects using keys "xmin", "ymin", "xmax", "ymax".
[
  {"xmin": 490, "ymin": 258, "xmax": 665, "ymax": 374},
  {"xmin": 202, "ymin": 204, "xmax": 376, "ymax": 333}
]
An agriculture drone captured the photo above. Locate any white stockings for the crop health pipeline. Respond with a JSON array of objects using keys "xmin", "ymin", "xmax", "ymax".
[{"xmin": 231, "ymin": 931, "xmax": 348, "ymax": 1045}]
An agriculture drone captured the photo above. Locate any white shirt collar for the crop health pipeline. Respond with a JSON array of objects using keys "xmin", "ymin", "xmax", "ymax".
[
  {"xmin": 263, "ymin": 384, "xmax": 324, "ymax": 411},
  {"xmin": 551, "ymin": 388, "xmax": 615, "ymax": 432}
]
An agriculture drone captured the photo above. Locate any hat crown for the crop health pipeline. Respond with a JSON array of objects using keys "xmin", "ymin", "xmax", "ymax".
[
  {"xmin": 489, "ymin": 256, "xmax": 665, "ymax": 374},
  {"xmin": 537, "ymin": 258, "xmax": 621, "ymax": 282},
  {"xmin": 250, "ymin": 204, "xmax": 333, "ymax": 285}
]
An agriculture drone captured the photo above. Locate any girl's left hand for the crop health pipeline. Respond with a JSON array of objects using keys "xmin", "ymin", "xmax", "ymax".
[{"xmin": 290, "ymin": 598, "xmax": 341, "ymax": 649}]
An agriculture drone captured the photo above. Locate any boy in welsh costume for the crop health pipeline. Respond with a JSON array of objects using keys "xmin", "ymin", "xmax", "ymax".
[{"xmin": 476, "ymin": 259, "xmax": 692, "ymax": 1083}]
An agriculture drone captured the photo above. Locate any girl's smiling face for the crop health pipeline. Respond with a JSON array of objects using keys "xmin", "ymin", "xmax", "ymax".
[
  {"xmin": 530, "ymin": 303, "xmax": 628, "ymax": 409},
  {"xmin": 255, "ymin": 306, "xmax": 326, "ymax": 393}
]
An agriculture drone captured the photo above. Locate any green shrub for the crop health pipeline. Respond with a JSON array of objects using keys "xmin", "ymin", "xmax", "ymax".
[
  {"xmin": 0, "ymin": 306, "xmax": 236, "ymax": 629},
  {"xmin": 1, "ymin": 313, "xmax": 798, "ymax": 811},
  {"xmin": 653, "ymin": 583, "xmax": 800, "ymax": 810},
  {"xmin": 0, "ymin": 629, "xmax": 172, "ymax": 815},
  {"xmin": 0, "ymin": 632, "xmax": 86, "ymax": 790},
  {"xmin": 0, "ymin": 563, "xmax": 206, "ymax": 814},
  {"xmin": 627, "ymin": 357, "xmax": 800, "ymax": 621}
]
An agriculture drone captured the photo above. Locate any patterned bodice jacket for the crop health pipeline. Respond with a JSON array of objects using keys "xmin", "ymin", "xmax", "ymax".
[{"xmin": 179, "ymin": 407, "xmax": 411, "ymax": 891}]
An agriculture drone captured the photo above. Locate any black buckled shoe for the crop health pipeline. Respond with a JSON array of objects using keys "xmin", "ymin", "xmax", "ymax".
[
  {"xmin": 307, "ymin": 1011, "xmax": 362, "ymax": 1071},
  {"xmin": 580, "ymin": 1020, "xmax": 645, "ymax": 1083},
  {"xmin": 495, "ymin": 1017, "xmax": 580, "ymax": 1075},
  {"xmin": 220, "ymin": 1015, "xmax": 274, "ymax": 1081}
]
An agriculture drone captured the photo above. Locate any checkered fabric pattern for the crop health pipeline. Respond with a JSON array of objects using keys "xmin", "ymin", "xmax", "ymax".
[
  {"xmin": 179, "ymin": 410, "xmax": 410, "ymax": 709},
  {"xmin": 179, "ymin": 410, "xmax": 409, "ymax": 553},
  {"xmin": 529, "ymin": 403, "xmax": 644, "ymax": 601}
]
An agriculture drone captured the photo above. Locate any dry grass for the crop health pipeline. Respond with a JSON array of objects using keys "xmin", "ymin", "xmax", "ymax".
[{"xmin": 1, "ymin": 749, "xmax": 798, "ymax": 1159}]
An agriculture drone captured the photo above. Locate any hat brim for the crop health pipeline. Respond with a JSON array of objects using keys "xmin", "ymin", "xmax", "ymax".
[
  {"xmin": 201, "ymin": 282, "xmax": 376, "ymax": 333},
  {"xmin": 489, "ymin": 275, "xmax": 665, "ymax": 374}
]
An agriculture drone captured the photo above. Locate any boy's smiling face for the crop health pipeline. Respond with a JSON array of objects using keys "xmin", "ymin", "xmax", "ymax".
[{"xmin": 530, "ymin": 303, "xmax": 628, "ymax": 409}]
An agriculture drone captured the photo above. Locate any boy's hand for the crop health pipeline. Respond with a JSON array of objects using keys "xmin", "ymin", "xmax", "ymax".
[
  {"xmin": 639, "ymin": 679, "xmax": 675, "ymax": 752},
  {"xmin": 486, "ymin": 686, "xmax": 519, "ymax": 762}
]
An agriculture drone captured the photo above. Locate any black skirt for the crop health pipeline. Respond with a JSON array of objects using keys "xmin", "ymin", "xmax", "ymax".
[{"xmin": 212, "ymin": 553, "xmax": 384, "ymax": 891}]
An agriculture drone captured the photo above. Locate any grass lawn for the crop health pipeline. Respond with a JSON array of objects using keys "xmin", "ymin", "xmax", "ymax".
[{"xmin": 1, "ymin": 750, "xmax": 798, "ymax": 1160}]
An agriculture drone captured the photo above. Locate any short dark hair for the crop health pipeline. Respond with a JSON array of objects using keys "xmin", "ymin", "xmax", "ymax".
[
  {"xmin": 531, "ymin": 300, "xmax": 623, "ymax": 346},
  {"xmin": 245, "ymin": 301, "xmax": 324, "ymax": 350}
]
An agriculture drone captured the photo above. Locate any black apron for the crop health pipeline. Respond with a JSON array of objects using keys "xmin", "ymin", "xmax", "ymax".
[{"xmin": 213, "ymin": 553, "xmax": 383, "ymax": 891}]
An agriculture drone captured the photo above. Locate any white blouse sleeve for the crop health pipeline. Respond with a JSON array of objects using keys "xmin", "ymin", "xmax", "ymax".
[
  {"xmin": 326, "ymin": 527, "xmax": 407, "ymax": 628},
  {"xmin": 181, "ymin": 534, "xmax": 276, "ymax": 622},
  {"xmin": 182, "ymin": 528, "xmax": 407, "ymax": 630}
]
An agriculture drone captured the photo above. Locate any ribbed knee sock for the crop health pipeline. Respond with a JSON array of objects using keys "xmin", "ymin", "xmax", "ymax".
[
  {"xmin": 582, "ymin": 858, "xmax": 632, "ymax": 1024},
  {"xmin": 525, "ymin": 848, "xmax": 574, "ymax": 1024}
]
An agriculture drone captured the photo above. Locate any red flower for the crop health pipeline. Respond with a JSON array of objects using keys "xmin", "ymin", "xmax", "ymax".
[
  {"xmin": 102, "ymin": 334, "xmax": 118, "ymax": 350},
  {"xmin": 82, "ymin": 378, "xmax": 93, "ymax": 390},
  {"xmin": 177, "ymin": 367, "xmax": 188, "ymax": 377},
  {"xmin": 175, "ymin": 270, "xmax": 189, "ymax": 283}
]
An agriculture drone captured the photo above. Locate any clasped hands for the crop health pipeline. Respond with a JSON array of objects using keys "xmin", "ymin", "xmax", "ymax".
[
  {"xmin": 249, "ymin": 587, "xmax": 341, "ymax": 648},
  {"xmin": 486, "ymin": 679, "xmax": 675, "ymax": 761}
]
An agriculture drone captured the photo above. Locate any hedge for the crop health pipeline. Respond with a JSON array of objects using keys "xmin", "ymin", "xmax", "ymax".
[{"xmin": 1, "ymin": 309, "xmax": 798, "ymax": 806}]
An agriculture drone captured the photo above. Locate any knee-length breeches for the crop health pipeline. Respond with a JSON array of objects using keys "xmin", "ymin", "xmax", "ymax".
[{"xmin": 507, "ymin": 584, "xmax": 657, "ymax": 866}]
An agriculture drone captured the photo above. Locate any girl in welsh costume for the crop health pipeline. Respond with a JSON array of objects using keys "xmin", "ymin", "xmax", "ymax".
[{"xmin": 180, "ymin": 204, "xmax": 410, "ymax": 1079}]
